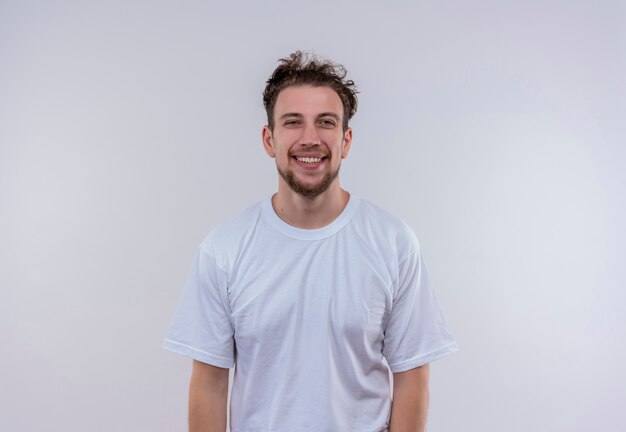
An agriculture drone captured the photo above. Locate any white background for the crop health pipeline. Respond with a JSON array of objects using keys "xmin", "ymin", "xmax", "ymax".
[{"xmin": 1, "ymin": 1, "xmax": 625, "ymax": 431}]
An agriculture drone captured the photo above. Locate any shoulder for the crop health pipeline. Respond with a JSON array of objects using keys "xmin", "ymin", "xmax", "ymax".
[
  {"xmin": 198, "ymin": 199, "xmax": 265, "ymax": 266},
  {"xmin": 352, "ymin": 197, "xmax": 421, "ymax": 261}
]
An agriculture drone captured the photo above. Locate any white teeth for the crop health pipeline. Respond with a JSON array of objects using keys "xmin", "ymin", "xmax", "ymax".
[{"xmin": 296, "ymin": 157, "xmax": 322, "ymax": 164}]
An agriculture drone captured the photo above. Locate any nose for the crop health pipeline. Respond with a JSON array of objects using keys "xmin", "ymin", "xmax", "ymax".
[{"xmin": 300, "ymin": 123, "xmax": 321, "ymax": 146}]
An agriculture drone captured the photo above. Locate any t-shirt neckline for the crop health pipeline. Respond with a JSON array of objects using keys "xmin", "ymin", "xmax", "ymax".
[{"xmin": 262, "ymin": 193, "xmax": 361, "ymax": 240}]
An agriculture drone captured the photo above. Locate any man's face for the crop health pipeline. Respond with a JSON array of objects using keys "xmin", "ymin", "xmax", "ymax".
[{"xmin": 262, "ymin": 85, "xmax": 352, "ymax": 198}]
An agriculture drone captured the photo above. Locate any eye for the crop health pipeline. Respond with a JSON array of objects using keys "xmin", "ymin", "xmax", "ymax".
[
  {"xmin": 284, "ymin": 119, "xmax": 301, "ymax": 126},
  {"xmin": 319, "ymin": 119, "xmax": 336, "ymax": 127}
]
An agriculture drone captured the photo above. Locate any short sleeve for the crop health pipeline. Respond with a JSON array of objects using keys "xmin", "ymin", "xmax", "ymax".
[
  {"xmin": 383, "ymin": 249, "xmax": 458, "ymax": 373},
  {"xmin": 162, "ymin": 246, "xmax": 235, "ymax": 368}
]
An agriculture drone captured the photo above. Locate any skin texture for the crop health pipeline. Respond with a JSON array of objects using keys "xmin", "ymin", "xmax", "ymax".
[
  {"xmin": 188, "ymin": 360, "xmax": 229, "ymax": 432},
  {"xmin": 262, "ymin": 85, "xmax": 353, "ymax": 229},
  {"xmin": 389, "ymin": 364, "xmax": 430, "ymax": 432}
]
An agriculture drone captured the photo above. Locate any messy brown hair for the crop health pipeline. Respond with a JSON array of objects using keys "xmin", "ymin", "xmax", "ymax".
[{"xmin": 263, "ymin": 51, "xmax": 358, "ymax": 131}]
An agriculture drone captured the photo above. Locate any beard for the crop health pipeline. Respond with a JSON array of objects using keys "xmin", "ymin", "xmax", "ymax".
[{"xmin": 276, "ymin": 160, "xmax": 341, "ymax": 199}]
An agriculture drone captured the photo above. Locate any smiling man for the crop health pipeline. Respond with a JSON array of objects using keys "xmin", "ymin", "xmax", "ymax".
[
  {"xmin": 163, "ymin": 51, "xmax": 458, "ymax": 432},
  {"xmin": 268, "ymin": 85, "xmax": 346, "ymax": 200},
  {"xmin": 262, "ymin": 84, "xmax": 352, "ymax": 227}
]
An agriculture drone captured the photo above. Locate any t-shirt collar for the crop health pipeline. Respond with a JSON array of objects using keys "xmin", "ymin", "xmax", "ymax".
[{"xmin": 262, "ymin": 193, "xmax": 360, "ymax": 240}]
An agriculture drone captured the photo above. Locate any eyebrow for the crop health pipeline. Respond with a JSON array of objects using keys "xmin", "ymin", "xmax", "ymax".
[
  {"xmin": 279, "ymin": 112, "xmax": 341, "ymax": 121},
  {"xmin": 279, "ymin": 113, "xmax": 304, "ymax": 120},
  {"xmin": 318, "ymin": 112, "xmax": 340, "ymax": 121}
]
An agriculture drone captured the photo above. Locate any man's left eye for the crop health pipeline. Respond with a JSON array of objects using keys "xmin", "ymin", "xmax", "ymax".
[{"xmin": 320, "ymin": 120, "xmax": 335, "ymax": 126}]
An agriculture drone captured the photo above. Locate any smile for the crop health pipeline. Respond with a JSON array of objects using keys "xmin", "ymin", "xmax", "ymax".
[{"xmin": 295, "ymin": 156, "xmax": 324, "ymax": 164}]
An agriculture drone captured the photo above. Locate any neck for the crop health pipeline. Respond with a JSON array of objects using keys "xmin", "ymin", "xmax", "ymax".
[{"xmin": 272, "ymin": 180, "xmax": 350, "ymax": 229}]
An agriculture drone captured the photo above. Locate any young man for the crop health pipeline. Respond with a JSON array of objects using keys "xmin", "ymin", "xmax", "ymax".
[{"xmin": 164, "ymin": 52, "xmax": 458, "ymax": 432}]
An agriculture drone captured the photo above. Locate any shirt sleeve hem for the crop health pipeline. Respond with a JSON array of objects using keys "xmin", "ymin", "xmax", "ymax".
[
  {"xmin": 162, "ymin": 339, "xmax": 235, "ymax": 369},
  {"xmin": 387, "ymin": 341, "xmax": 459, "ymax": 373}
]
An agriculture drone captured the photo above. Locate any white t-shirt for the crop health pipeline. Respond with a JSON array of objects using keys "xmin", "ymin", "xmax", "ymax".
[{"xmin": 163, "ymin": 194, "xmax": 458, "ymax": 432}]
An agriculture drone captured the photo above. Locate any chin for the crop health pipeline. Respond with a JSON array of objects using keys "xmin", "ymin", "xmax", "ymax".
[{"xmin": 277, "ymin": 165, "xmax": 339, "ymax": 199}]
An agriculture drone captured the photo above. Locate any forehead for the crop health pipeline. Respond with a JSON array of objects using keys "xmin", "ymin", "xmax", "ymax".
[{"xmin": 274, "ymin": 85, "xmax": 343, "ymax": 118}]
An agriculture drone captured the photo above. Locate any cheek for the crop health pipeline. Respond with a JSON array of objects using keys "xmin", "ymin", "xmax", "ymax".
[
  {"xmin": 322, "ymin": 132, "xmax": 345, "ymax": 148},
  {"xmin": 278, "ymin": 147, "xmax": 294, "ymax": 162}
]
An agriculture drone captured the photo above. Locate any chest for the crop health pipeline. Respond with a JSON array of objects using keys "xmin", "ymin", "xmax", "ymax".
[{"xmin": 226, "ymin": 236, "xmax": 395, "ymax": 352}]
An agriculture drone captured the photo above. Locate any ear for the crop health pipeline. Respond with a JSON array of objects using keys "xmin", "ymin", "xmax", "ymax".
[
  {"xmin": 262, "ymin": 125, "xmax": 276, "ymax": 158},
  {"xmin": 341, "ymin": 127, "xmax": 352, "ymax": 159}
]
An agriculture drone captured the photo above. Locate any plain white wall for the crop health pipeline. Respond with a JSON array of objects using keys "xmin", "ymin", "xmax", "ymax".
[{"xmin": 1, "ymin": 1, "xmax": 625, "ymax": 431}]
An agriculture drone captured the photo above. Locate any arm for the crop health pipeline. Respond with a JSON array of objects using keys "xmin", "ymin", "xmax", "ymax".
[
  {"xmin": 189, "ymin": 360, "xmax": 230, "ymax": 432},
  {"xmin": 389, "ymin": 363, "xmax": 430, "ymax": 432}
]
